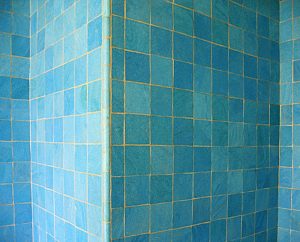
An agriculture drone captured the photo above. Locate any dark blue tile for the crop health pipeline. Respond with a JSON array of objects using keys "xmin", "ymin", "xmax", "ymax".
[
  {"xmin": 12, "ymin": 35, "xmax": 29, "ymax": 57},
  {"xmin": 126, "ymin": 51, "xmax": 150, "ymax": 83},
  {"xmin": 126, "ymin": 176, "xmax": 149, "ymax": 206},
  {"xmin": 212, "ymin": 45, "xmax": 228, "ymax": 71},
  {"xmin": 151, "ymin": 175, "xmax": 172, "ymax": 203},
  {"xmin": 126, "ymin": 20, "xmax": 149, "ymax": 53},
  {"xmin": 173, "ymin": 201, "xmax": 192, "ymax": 228},
  {"xmin": 194, "ymin": 13, "xmax": 211, "ymax": 40},
  {"xmin": 174, "ymin": 118, "xmax": 193, "ymax": 145},
  {"xmin": 194, "ymin": 39, "xmax": 211, "ymax": 67},
  {"xmin": 174, "ymin": 174, "xmax": 192, "ymax": 200},
  {"xmin": 125, "ymin": 114, "xmax": 149, "ymax": 144},
  {"xmin": 151, "ymin": 116, "xmax": 172, "ymax": 145},
  {"xmin": 174, "ymin": 33, "xmax": 193, "ymax": 62},
  {"xmin": 193, "ymin": 198, "xmax": 210, "ymax": 223},
  {"xmin": 151, "ymin": 27, "xmax": 172, "ymax": 57},
  {"xmin": 174, "ymin": 89, "xmax": 193, "ymax": 117},
  {"xmin": 174, "ymin": 61, "xmax": 193, "ymax": 90}
]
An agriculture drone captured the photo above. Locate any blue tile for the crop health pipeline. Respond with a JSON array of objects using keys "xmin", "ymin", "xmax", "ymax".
[
  {"xmin": 212, "ymin": 70, "xmax": 228, "ymax": 95},
  {"xmin": 174, "ymin": 174, "xmax": 192, "ymax": 200},
  {"xmin": 88, "ymin": 16, "xmax": 102, "ymax": 51},
  {"xmin": 151, "ymin": 175, "xmax": 172, "ymax": 203},
  {"xmin": 212, "ymin": 171, "xmax": 227, "ymax": 195},
  {"xmin": 229, "ymin": 50, "xmax": 243, "ymax": 75},
  {"xmin": 151, "ymin": 55, "xmax": 172, "ymax": 86},
  {"xmin": 228, "ymin": 194, "xmax": 242, "ymax": 217},
  {"xmin": 229, "ymin": 2, "xmax": 243, "ymax": 27},
  {"xmin": 126, "ymin": 82, "xmax": 150, "ymax": 114},
  {"xmin": 194, "ymin": 13, "xmax": 211, "ymax": 40},
  {"xmin": 244, "ymin": 77, "xmax": 257, "ymax": 101},
  {"xmin": 212, "ymin": 195, "xmax": 227, "ymax": 220},
  {"xmin": 0, "ymin": 34, "xmax": 10, "ymax": 55},
  {"xmin": 211, "ymin": 147, "xmax": 228, "ymax": 171},
  {"xmin": 15, "ymin": 203, "xmax": 32, "ymax": 224},
  {"xmin": 212, "ymin": 19, "xmax": 228, "ymax": 45},
  {"xmin": 194, "ymin": 39, "xmax": 211, "ymax": 67},
  {"xmin": 125, "ymin": 206, "xmax": 149, "ymax": 236},
  {"xmin": 12, "ymin": 78, "xmax": 29, "ymax": 99},
  {"xmin": 230, "ymin": 26, "xmax": 243, "ymax": 51},
  {"xmin": 151, "ymin": 86, "xmax": 172, "ymax": 116},
  {"xmin": 192, "ymin": 223, "xmax": 209, "ymax": 242},
  {"xmin": 126, "ymin": 0, "xmax": 150, "ymax": 22},
  {"xmin": 88, "ymin": 175, "xmax": 101, "ymax": 206},
  {"xmin": 174, "ymin": 146, "xmax": 193, "ymax": 173},
  {"xmin": 125, "ymin": 115, "xmax": 149, "ymax": 144},
  {"xmin": 151, "ymin": 146, "xmax": 173, "ymax": 175},
  {"xmin": 211, "ymin": 219, "xmax": 226, "ymax": 242},
  {"xmin": 174, "ymin": 33, "xmax": 193, "ymax": 62},
  {"xmin": 126, "ymin": 176, "xmax": 149, "ymax": 206},
  {"xmin": 173, "ymin": 201, "xmax": 192, "ymax": 228},
  {"xmin": 125, "ymin": 146, "xmax": 149, "ymax": 175},
  {"xmin": 174, "ymin": 61, "xmax": 193, "ymax": 90},
  {"xmin": 0, "ymin": 76, "xmax": 10, "ymax": 98},
  {"xmin": 174, "ymin": 89, "xmax": 193, "ymax": 117},
  {"xmin": 229, "ymin": 98, "xmax": 243, "ymax": 122},
  {"xmin": 0, "ymin": 205, "xmax": 13, "ymax": 226},
  {"xmin": 151, "ymin": 27, "xmax": 172, "ymax": 57},
  {"xmin": 244, "ymin": 55, "xmax": 257, "ymax": 78},
  {"xmin": 212, "ymin": 0, "xmax": 228, "ymax": 21},
  {"xmin": 0, "ymin": 12, "xmax": 12, "ymax": 33},
  {"xmin": 212, "ymin": 45, "xmax": 228, "ymax": 71},
  {"xmin": 194, "ymin": 65, "xmax": 211, "ymax": 93},
  {"xmin": 194, "ymin": 0, "xmax": 211, "ymax": 16},
  {"xmin": 0, "ymin": 185, "xmax": 12, "ymax": 204},
  {"xmin": 174, "ymin": 6, "xmax": 193, "ymax": 35},
  {"xmin": 194, "ymin": 172, "xmax": 211, "ymax": 197},
  {"xmin": 151, "ymin": 203, "xmax": 172, "ymax": 232},
  {"xmin": 194, "ymin": 93, "xmax": 211, "ymax": 119},
  {"xmin": 194, "ymin": 147, "xmax": 211, "ymax": 172},
  {"xmin": 126, "ymin": 51, "xmax": 150, "ymax": 83},
  {"xmin": 194, "ymin": 120, "xmax": 211, "ymax": 146},
  {"xmin": 174, "ymin": 118, "xmax": 193, "ymax": 145},
  {"xmin": 151, "ymin": 117, "xmax": 172, "ymax": 145},
  {"xmin": 294, "ymin": 60, "xmax": 300, "ymax": 81},
  {"xmin": 12, "ymin": 121, "xmax": 30, "ymax": 141},
  {"xmin": 193, "ymin": 198, "xmax": 210, "ymax": 223},
  {"xmin": 212, "ymin": 95, "xmax": 228, "ymax": 121},
  {"xmin": 151, "ymin": 0, "xmax": 172, "ymax": 29},
  {"xmin": 228, "ymin": 217, "xmax": 241, "ymax": 241},
  {"xmin": 0, "ymin": 99, "xmax": 11, "ymax": 120},
  {"xmin": 126, "ymin": 20, "xmax": 149, "ymax": 53},
  {"xmin": 0, "ymin": 142, "xmax": 12, "ymax": 162}
]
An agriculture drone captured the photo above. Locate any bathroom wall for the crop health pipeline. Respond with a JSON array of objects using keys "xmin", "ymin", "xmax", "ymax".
[
  {"xmin": 29, "ymin": 0, "xmax": 108, "ymax": 241},
  {"xmin": 110, "ymin": 0, "xmax": 280, "ymax": 241},
  {"xmin": 278, "ymin": 0, "xmax": 300, "ymax": 240},
  {"xmin": 0, "ymin": 1, "xmax": 32, "ymax": 241}
]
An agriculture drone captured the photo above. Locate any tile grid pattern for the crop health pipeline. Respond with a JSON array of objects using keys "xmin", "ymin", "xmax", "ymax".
[
  {"xmin": 111, "ymin": 0, "xmax": 280, "ymax": 241},
  {"xmin": 278, "ymin": 0, "xmax": 300, "ymax": 240},
  {"xmin": 29, "ymin": 0, "xmax": 106, "ymax": 241},
  {"xmin": 0, "ymin": 1, "xmax": 32, "ymax": 241}
]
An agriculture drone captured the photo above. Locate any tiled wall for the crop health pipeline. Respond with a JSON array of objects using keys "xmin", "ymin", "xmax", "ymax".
[
  {"xmin": 29, "ymin": 0, "xmax": 108, "ymax": 241},
  {"xmin": 278, "ymin": 0, "xmax": 300, "ymax": 240},
  {"xmin": 111, "ymin": 0, "xmax": 280, "ymax": 241},
  {"xmin": 0, "ymin": 1, "xmax": 32, "ymax": 241}
]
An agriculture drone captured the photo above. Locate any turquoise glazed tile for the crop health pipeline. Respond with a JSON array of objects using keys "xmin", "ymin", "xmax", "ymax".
[
  {"xmin": 126, "ymin": 0, "xmax": 150, "ymax": 22},
  {"xmin": 126, "ymin": 20, "xmax": 149, "ymax": 53},
  {"xmin": 125, "ymin": 82, "xmax": 150, "ymax": 114},
  {"xmin": 174, "ymin": 5, "xmax": 193, "ymax": 35}
]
